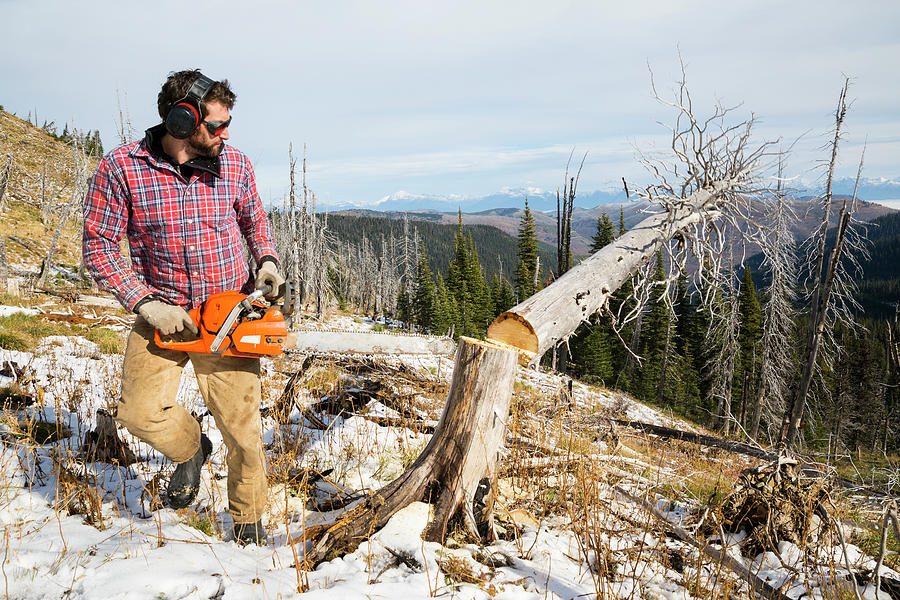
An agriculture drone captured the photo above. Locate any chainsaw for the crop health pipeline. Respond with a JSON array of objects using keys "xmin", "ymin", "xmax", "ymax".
[
  {"xmin": 153, "ymin": 284, "xmax": 290, "ymax": 358},
  {"xmin": 154, "ymin": 285, "xmax": 456, "ymax": 359}
]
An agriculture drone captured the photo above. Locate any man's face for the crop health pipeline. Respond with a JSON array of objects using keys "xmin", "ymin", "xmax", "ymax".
[{"xmin": 187, "ymin": 100, "xmax": 231, "ymax": 158}]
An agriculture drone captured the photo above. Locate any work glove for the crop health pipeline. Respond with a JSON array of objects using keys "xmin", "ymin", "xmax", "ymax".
[
  {"xmin": 255, "ymin": 259, "xmax": 284, "ymax": 301},
  {"xmin": 138, "ymin": 300, "xmax": 199, "ymax": 336}
]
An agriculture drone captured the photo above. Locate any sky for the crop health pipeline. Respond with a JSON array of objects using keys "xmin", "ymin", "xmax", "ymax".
[{"xmin": 1, "ymin": 0, "xmax": 899, "ymax": 209}]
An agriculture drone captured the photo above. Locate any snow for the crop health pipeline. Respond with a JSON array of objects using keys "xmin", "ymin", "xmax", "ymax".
[
  {"xmin": 0, "ymin": 304, "xmax": 39, "ymax": 317},
  {"xmin": 0, "ymin": 324, "xmax": 896, "ymax": 600}
]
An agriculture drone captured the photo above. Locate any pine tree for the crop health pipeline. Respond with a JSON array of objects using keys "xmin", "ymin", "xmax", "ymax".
[
  {"xmin": 515, "ymin": 199, "xmax": 540, "ymax": 302},
  {"xmin": 432, "ymin": 274, "xmax": 456, "ymax": 337},
  {"xmin": 465, "ymin": 235, "xmax": 492, "ymax": 334},
  {"xmin": 590, "ymin": 211, "xmax": 615, "ymax": 253},
  {"xmin": 447, "ymin": 211, "xmax": 471, "ymax": 335},
  {"xmin": 637, "ymin": 252, "xmax": 670, "ymax": 402},
  {"xmin": 572, "ymin": 320, "xmax": 614, "ymax": 385},
  {"xmin": 490, "ymin": 274, "xmax": 516, "ymax": 317},
  {"xmin": 413, "ymin": 248, "xmax": 436, "ymax": 331}
]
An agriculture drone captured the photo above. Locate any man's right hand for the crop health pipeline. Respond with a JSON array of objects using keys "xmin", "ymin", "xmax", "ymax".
[{"xmin": 137, "ymin": 300, "xmax": 199, "ymax": 336}]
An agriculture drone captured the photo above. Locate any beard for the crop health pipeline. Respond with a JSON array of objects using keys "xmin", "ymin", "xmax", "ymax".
[{"xmin": 187, "ymin": 134, "xmax": 224, "ymax": 158}]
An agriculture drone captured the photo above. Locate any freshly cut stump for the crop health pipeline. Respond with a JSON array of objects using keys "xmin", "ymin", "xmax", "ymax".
[{"xmin": 308, "ymin": 337, "xmax": 518, "ymax": 564}]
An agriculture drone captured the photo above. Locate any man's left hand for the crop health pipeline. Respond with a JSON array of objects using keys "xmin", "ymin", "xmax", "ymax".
[{"xmin": 255, "ymin": 259, "xmax": 284, "ymax": 300}]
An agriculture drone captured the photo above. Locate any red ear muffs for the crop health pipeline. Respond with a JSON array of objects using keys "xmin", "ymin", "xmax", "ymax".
[{"xmin": 164, "ymin": 73, "xmax": 215, "ymax": 139}]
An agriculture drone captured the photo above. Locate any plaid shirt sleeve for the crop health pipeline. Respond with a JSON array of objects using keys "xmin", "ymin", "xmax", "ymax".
[
  {"xmin": 235, "ymin": 158, "xmax": 278, "ymax": 265},
  {"xmin": 82, "ymin": 155, "xmax": 157, "ymax": 311}
]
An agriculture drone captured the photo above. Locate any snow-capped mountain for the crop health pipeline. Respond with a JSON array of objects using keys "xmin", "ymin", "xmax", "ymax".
[
  {"xmin": 794, "ymin": 175, "xmax": 900, "ymax": 201},
  {"xmin": 321, "ymin": 176, "xmax": 900, "ymax": 214},
  {"xmin": 322, "ymin": 187, "xmax": 629, "ymax": 213}
]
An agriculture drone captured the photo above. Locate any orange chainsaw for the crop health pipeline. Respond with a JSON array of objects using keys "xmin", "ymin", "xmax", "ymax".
[
  {"xmin": 154, "ymin": 284, "xmax": 293, "ymax": 358},
  {"xmin": 154, "ymin": 284, "xmax": 458, "ymax": 359}
]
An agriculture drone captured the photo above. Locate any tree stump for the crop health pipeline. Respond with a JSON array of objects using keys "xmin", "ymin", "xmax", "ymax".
[
  {"xmin": 82, "ymin": 409, "xmax": 137, "ymax": 466},
  {"xmin": 307, "ymin": 337, "xmax": 518, "ymax": 564}
]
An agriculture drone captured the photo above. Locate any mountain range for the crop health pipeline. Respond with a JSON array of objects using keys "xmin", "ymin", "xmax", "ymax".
[
  {"xmin": 321, "ymin": 176, "xmax": 900, "ymax": 214},
  {"xmin": 337, "ymin": 198, "xmax": 896, "ymax": 257}
]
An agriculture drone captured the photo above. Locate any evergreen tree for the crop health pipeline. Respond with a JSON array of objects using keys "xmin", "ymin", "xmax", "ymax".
[
  {"xmin": 637, "ymin": 252, "xmax": 670, "ymax": 402},
  {"xmin": 515, "ymin": 199, "xmax": 540, "ymax": 302},
  {"xmin": 413, "ymin": 248, "xmax": 436, "ymax": 331},
  {"xmin": 618, "ymin": 206, "xmax": 626, "ymax": 237},
  {"xmin": 432, "ymin": 274, "xmax": 456, "ymax": 336},
  {"xmin": 572, "ymin": 320, "xmax": 614, "ymax": 385},
  {"xmin": 465, "ymin": 235, "xmax": 493, "ymax": 333},
  {"xmin": 590, "ymin": 212, "xmax": 616, "ymax": 253},
  {"xmin": 490, "ymin": 274, "xmax": 516, "ymax": 316}
]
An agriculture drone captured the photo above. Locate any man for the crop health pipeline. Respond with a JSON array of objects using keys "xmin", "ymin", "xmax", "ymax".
[{"xmin": 83, "ymin": 69, "xmax": 284, "ymax": 546}]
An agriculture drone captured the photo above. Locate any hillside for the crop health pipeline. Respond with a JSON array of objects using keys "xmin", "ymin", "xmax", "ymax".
[
  {"xmin": 0, "ymin": 109, "xmax": 98, "ymax": 276},
  {"xmin": 327, "ymin": 212, "xmax": 558, "ymax": 282},
  {"xmin": 0, "ymin": 311, "xmax": 897, "ymax": 598},
  {"xmin": 341, "ymin": 198, "xmax": 897, "ymax": 257},
  {"xmin": 850, "ymin": 210, "xmax": 900, "ymax": 317}
]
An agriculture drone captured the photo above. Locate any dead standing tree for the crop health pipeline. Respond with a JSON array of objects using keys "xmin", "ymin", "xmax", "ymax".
[
  {"xmin": 305, "ymin": 79, "xmax": 771, "ymax": 565},
  {"xmin": 781, "ymin": 78, "xmax": 869, "ymax": 450}
]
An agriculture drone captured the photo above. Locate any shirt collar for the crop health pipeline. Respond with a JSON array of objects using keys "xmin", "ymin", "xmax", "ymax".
[{"xmin": 142, "ymin": 123, "xmax": 222, "ymax": 178}]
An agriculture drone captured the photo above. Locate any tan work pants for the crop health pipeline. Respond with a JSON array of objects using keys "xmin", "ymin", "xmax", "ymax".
[{"xmin": 115, "ymin": 317, "xmax": 267, "ymax": 524}]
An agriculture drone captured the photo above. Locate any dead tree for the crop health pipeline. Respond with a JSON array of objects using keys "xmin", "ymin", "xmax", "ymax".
[
  {"xmin": 709, "ymin": 259, "xmax": 741, "ymax": 435},
  {"xmin": 309, "ymin": 337, "xmax": 518, "ymax": 562},
  {"xmin": 750, "ymin": 164, "xmax": 798, "ymax": 441},
  {"xmin": 305, "ymin": 73, "xmax": 771, "ymax": 564},
  {"xmin": 39, "ymin": 137, "xmax": 89, "ymax": 287},
  {"xmin": 0, "ymin": 153, "xmax": 12, "ymax": 213},
  {"xmin": 556, "ymin": 150, "xmax": 586, "ymax": 277},
  {"xmin": 781, "ymin": 79, "xmax": 869, "ymax": 449}
]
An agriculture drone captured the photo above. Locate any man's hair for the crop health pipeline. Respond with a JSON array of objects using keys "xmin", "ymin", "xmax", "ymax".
[{"xmin": 157, "ymin": 69, "xmax": 236, "ymax": 120}]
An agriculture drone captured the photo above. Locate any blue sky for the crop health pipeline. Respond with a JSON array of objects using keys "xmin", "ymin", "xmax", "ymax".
[{"xmin": 1, "ymin": 0, "xmax": 898, "ymax": 209}]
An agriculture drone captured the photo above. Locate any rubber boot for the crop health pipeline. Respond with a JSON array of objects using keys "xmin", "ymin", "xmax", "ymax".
[
  {"xmin": 233, "ymin": 520, "xmax": 267, "ymax": 546},
  {"xmin": 166, "ymin": 433, "xmax": 212, "ymax": 509}
]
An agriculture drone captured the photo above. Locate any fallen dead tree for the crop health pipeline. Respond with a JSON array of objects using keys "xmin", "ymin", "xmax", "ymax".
[
  {"xmin": 613, "ymin": 419, "xmax": 778, "ymax": 460},
  {"xmin": 301, "ymin": 78, "xmax": 772, "ymax": 577}
]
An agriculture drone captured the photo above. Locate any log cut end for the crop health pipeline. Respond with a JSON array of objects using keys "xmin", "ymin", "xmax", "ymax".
[{"xmin": 486, "ymin": 313, "xmax": 538, "ymax": 362}]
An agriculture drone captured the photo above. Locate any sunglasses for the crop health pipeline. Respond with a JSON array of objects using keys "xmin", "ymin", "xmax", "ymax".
[{"xmin": 202, "ymin": 116, "xmax": 232, "ymax": 136}]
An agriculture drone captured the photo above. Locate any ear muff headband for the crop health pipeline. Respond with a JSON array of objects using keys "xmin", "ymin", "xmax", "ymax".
[{"xmin": 164, "ymin": 74, "xmax": 215, "ymax": 139}]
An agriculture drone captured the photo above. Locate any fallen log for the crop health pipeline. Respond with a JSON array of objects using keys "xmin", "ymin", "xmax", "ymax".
[
  {"xmin": 488, "ymin": 180, "xmax": 737, "ymax": 361},
  {"xmin": 613, "ymin": 419, "xmax": 777, "ymax": 460}
]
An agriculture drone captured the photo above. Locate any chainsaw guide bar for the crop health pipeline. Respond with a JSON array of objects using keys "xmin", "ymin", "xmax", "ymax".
[{"xmin": 284, "ymin": 328, "xmax": 457, "ymax": 358}]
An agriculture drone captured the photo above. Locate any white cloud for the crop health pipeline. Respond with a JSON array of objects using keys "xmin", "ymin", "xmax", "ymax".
[{"xmin": 1, "ymin": 0, "xmax": 898, "ymax": 205}]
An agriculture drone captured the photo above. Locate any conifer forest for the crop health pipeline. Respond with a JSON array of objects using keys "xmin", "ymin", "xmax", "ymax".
[{"xmin": 270, "ymin": 91, "xmax": 900, "ymax": 460}]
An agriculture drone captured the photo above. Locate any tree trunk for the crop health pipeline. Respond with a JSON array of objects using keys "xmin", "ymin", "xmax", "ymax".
[
  {"xmin": 307, "ymin": 337, "xmax": 518, "ymax": 564},
  {"xmin": 0, "ymin": 154, "xmax": 12, "ymax": 212},
  {"xmin": 489, "ymin": 180, "xmax": 736, "ymax": 361},
  {"xmin": 0, "ymin": 237, "xmax": 7, "ymax": 291}
]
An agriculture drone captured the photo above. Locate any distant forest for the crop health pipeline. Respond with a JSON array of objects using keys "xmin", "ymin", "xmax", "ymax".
[{"xmin": 325, "ymin": 213, "xmax": 558, "ymax": 283}]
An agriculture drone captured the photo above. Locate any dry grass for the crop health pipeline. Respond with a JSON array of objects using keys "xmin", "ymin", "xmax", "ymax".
[
  {"xmin": 0, "ymin": 311, "xmax": 126, "ymax": 354},
  {"xmin": 0, "ymin": 110, "xmax": 96, "ymax": 269}
]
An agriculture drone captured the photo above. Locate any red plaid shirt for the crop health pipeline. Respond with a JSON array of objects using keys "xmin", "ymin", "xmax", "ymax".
[{"xmin": 83, "ymin": 126, "xmax": 278, "ymax": 312}]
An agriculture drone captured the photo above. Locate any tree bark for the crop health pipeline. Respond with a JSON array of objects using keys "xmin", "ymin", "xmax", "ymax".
[
  {"xmin": 307, "ymin": 336, "xmax": 518, "ymax": 564},
  {"xmin": 488, "ymin": 180, "xmax": 735, "ymax": 360}
]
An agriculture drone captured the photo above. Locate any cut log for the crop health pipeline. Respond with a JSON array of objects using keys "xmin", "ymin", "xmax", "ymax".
[
  {"xmin": 488, "ymin": 180, "xmax": 736, "ymax": 360},
  {"xmin": 306, "ymin": 336, "xmax": 518, "ymax": 564}
]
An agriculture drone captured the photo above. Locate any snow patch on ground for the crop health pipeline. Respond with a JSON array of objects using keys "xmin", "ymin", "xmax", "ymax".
[{"xmin": 0, "ymin": 319, "xmax": 895, "ymax": 599}]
